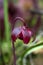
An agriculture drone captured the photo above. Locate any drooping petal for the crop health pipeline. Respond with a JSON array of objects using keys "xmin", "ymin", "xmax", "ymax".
[
  {"xmin": 11, "ymin": 26, "xmax": 32, "ymax": 44},
  {"xmin": 11, "ymin": 34, "xmax": 17, "ymax": 42}
]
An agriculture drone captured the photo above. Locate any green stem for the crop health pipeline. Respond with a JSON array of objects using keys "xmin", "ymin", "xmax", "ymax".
[{"xmin": 4, "ymin": 0, "xmax": 10, "ymax": 42}]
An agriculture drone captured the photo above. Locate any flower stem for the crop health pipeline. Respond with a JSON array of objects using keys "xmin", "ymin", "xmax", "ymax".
[{"xmin": 12, "ymin": 41, "xmax": 16, "ymax": 65}]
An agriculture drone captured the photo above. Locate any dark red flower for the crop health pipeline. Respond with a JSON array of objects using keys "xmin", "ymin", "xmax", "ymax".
[{"xmin": 11, "ymin": 17, "xmax": 32, "ymax": 44}]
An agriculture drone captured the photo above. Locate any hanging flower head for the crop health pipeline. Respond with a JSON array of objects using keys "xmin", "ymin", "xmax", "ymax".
[{"xmin": 11, "ymin": 17, "xmax": 32, "ymax": 44}]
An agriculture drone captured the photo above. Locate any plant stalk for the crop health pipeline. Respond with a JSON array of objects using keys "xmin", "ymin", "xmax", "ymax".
[
  {"xmin": 4, "ymin": 0, "xmax": 10, "ymax": 42},
  {"xmin": 12, "ymin": 41, "xmax": 16, "ymax": 65}
]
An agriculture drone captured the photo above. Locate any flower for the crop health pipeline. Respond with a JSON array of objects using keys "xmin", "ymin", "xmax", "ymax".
[{"xmin": 11, "ymin": 17, "xmax": 32, "ymax": 44}]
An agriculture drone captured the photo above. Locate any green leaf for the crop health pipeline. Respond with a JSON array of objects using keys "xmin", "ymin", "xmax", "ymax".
[
  {"xmin": 20, "ymin": 41, "xmax": 43, "ymax": 65},
  {"xmin": 4, "ymin": 0, "xmax": 10, "ymax": 42}
]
